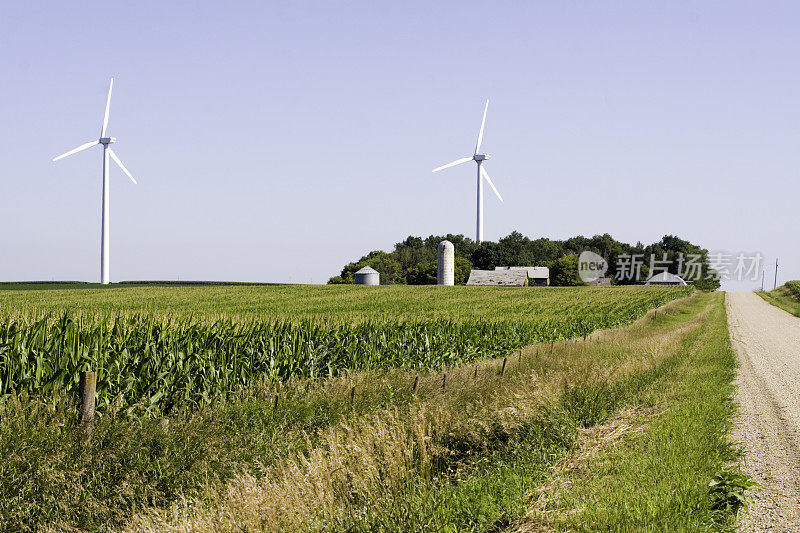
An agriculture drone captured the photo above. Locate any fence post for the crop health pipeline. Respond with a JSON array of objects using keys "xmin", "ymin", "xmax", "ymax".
[
  {"xmin": 412, "ymin": 376, "xmax": 419, "ymax": 394},
  {"xmin": 441, "ymin": 373, "xmax": 447, "ymax": 389},
  {"xmin": 78, "ymin": 371, "xmax": 96, "ymax": 426},
  {"xmin": 474, "ymin": 364, "xmax": 478, "ymax": 379},
  {"xmin": 500, "ymin": 357, "xmax": 507, "ymax": 377},
  {"xmin": 350, "ymin": 385, "xmax": 356, "ymax": 406}
]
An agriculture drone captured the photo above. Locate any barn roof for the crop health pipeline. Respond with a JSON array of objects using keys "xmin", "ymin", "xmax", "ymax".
[
  {"xmin": 355, "ymin": 266, "xmax": 378, "ymax": 274},
  {"xmin": 467, "ymin": 269, "xmax": 528, "ymax": 287},
  {"xmin": 645, "ymin": 272, "xmax": 687, "ymax": 285},
  {"xmin": 495, "ymin": 266, "xmax": 550, "ymax": 279}
]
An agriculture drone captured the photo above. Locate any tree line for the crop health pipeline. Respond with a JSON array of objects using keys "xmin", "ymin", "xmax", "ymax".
[{"xmin": 328, "ymin": 231, "xmax": 720, "ymax": 290}]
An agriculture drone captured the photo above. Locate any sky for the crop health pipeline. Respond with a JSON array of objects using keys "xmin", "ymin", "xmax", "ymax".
[{"xmin": 0, "ymin": 1, "xmax": 797, "ymax": 290}]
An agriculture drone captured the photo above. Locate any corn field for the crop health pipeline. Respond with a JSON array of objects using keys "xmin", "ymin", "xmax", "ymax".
[{"xmin": 0, "ymin": 285, "xmax": 693, "ymax": 412}]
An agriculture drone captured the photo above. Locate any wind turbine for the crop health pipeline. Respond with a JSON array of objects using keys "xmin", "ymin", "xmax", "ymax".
[
  {"xmin": 52, "ymin": 78, "xmax": 138, "ymax": 285},
  {"xmin": 432, "ymin": 99, "xmax": 502, "ymax": 243}
]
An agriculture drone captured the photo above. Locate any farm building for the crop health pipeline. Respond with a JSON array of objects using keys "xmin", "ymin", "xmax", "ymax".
[
  {"xmin": 354, "ymin": 266, "xmax": 380, "ymax": 285},
  {"xmin": 494, "ymin": 266, "xmax": 550, "ymax": 286},
  {"xmin": 645, "ymin": 272, "xmax": 687, "ymax": 285},
  {"xmin": 467, "ymin": 269, "xmax": 528, "ymax": 287}
]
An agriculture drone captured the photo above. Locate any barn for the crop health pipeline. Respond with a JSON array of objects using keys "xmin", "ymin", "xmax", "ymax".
[
  {"xmin": 467, "ymin": 269, "xmax": 528, "ymax": 287},
  {"xmin": 494, "ymin": 266, "xmax": 550, "ymax": 286},
  {"xmin": 645, "ymin": 272, "xmax": 687, "ymax": 285}
]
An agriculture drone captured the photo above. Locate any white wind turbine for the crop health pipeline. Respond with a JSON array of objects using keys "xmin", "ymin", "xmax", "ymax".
[
  {"xmin": 52, "ymin": 78, "xmax": 138, "ymax": 285},
  {"xmin": 432, "ymin": 99, "xmax": 503, "ymax": 243}
]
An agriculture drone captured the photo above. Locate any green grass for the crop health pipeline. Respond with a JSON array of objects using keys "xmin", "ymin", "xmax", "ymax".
[
  {"xmin": 758, "ymin": 282, "xmax": 800, "ymax": 317},
  {"xmin": 121, "ymin": 292, "xmax": 744, "ymax": 532},
  {"xmin": 1, "ymin": 286, "xmax": 739, "ymax": 532},
  {"xmin": 516, "ymin": 291, "xmax": 744, "ymax": 531}
]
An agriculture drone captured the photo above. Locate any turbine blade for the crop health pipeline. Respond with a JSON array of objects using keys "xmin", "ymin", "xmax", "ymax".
[
  {"xmin": 101, "ymin": 78, "xmax": 114, "ymax": 137},
  {"xmin": 432, "ymin": 156, "xmax": 473, "ymax": 173},
  {"xmin": 474, "ymin": 99, "xmax": 489, "ymax": 155},
  {"xmin": 52, "ymin": 140, "xmax": 100, "ymax": 162},
  {"xmin": 108, "ymin": 148, "xmax": 137, "ymax": 184},
  {"xmin": 480, "ymin": 166, "xmax": 503, "ymax": 202}
]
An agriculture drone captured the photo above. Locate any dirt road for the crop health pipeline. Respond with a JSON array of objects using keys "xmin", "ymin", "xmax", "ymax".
[{"xmin": 727, "ymin": 292, "xmax": 800, "ymax": 531}]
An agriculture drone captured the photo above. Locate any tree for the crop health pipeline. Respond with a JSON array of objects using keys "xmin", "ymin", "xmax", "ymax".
[
  {"xmin": 549, "ymin": 255, "xmax": 586, "ymax": 286},
  {"xmin": 470, "ymin": 241, "xmax": 502, "ymax": 270},
  {"xmin": 329, "ymin": 232, "xmax": 718, "ymax": 289},
  {"xmin": 454, "ymin": 256, "xmax": 473, "ymax": 285},
  {"xmin": 405, "ymin": 261, "xmax": 437, "ymax": 285},
  {"xmin": 334, "ymin": 251, "xmax": 403, "ymax": 285}
]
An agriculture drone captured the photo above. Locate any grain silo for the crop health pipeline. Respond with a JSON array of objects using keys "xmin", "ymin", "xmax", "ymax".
[
  {"xmin": 437, "ymin": 240, "xmax": 455, "ymax": 285},
  {"xmin": 354, "ymin": 266, "xmax": 380, "ymax": 285}
]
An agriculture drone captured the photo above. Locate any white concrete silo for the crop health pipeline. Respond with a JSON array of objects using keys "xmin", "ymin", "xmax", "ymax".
[
  {"xmin": 354, "ymin": 266, "xmax": 380, "ymax": 285},
  {"xmin": 437, "ymin": 240, "xmax": 455, "ymax": 285}
]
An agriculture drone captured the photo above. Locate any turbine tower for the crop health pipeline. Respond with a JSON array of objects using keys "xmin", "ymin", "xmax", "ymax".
[
  {"xmin": 52, "ymin": 78, "xmax": 138, "ymax": 285},
  {"xmin": 432, "ymin": 99, "xmax": 503, "ymax": 243}
]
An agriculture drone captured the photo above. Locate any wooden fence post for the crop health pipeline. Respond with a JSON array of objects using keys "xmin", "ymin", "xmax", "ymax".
[
  {"xmin": 500, "ymin": 357, "xmax": 507, "ymax": 377},
  {"xmin": 412, "ymin": 376, "xmax": 419, "ymax": 394},
  {"xmin": 474, "ymin": 364, "xmax": 478, "ymax": 379},
  {"xmin": 78, "ymin": 371, "xmax": 96, "ymax": 426},
  {"xmin": 350, "ymin": 385, "xmax": 356, "ymax": 406},
  {"xmin": 441, "ymin": 373, "xmax": 447, "ymax": 389}
]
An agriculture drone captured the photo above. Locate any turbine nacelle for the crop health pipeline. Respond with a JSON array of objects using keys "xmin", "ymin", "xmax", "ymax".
[
  {"xmin": 473, "ymin": 154, "xmax": 488, "ymax": 161},
  {"xmin": 99, "ymin": 137, "xmax": 116, "ymax": 145}
]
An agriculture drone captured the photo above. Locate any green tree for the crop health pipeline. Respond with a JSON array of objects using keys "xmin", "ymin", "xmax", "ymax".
[
  {"xmin": 454, "ymin": 256, "xmax": 473, "ymax": 285},
  {"xmin": 549, "ymin": 255, "xmax": 587, "ymax": 286},
  {"xmin": 405, "ymin": 261, "xmax": 437, "ymax": 285},
  {"xmin": 333, "ymin": 251, "xmax": 404, "ymax": 285},
  {"xmin": 470, "ymin": 241, "xmax": 502, "ymax": 270},
  {"xmin": 330, "ymin": 232, "xmax": 718, "ymax": 289}
]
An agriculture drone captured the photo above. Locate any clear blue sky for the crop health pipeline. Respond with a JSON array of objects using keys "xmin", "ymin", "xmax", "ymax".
[{"xmin": 1, "ymin": 1, "xmax": 797, "ymax": 290}]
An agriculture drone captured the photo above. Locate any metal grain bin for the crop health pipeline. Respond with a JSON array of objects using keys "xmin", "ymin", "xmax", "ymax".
[{"xmin": 354, "ymin": 266, "xmax": 380, "ymax": 285}]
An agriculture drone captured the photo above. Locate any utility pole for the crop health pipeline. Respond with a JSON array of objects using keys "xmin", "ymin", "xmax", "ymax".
[
  {"xmin": 774, "ymin": 258, "xmax": 779, "ymax": 290},
  {"xmin": 761, "ymin": 269, "xmax": 765, "ymax": 291}
]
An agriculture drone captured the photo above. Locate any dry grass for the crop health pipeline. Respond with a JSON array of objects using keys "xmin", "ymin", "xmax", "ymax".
[
  {"xmin": 123, "ymin": 293, "xmax": 709, "ymax": 532},
  {"xmin": 515, "ymin": 405, "xmax": 659, "ymax": 532},
  {"xmin": 511, "ymin": 292, "xmax": 740, "ymax": 531}
]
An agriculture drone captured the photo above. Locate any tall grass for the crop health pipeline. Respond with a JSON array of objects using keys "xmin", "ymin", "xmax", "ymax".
[
  {"xmin": 0, "ymin": 292, "xmax": 735, "ymax": 532},
  {"xmin": 126, "ymin": 293, "xmax": 724, "ymax": 532},
  {"xmin": 785, "ymin": 280, "xmax": 800, "ymax": 298},
  {"xmin": 757, "ymin": 282, "xmax": 800, "ymax": 317}
]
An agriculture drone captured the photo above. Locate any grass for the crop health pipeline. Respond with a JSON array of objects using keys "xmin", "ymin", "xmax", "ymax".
[
  {"xmin": 757, "ymin": 282, "xmax": 800, "ymax": 317},
  {"xmin": 0, "ymin": 286, "xmax": 743, "ymax": 531},
  {"xmin": 516, "ymin": 290, "xmax": 742, "ymax": 530},
  {"xmin": 122, "ymin": 292, "xmax": 743, "ymax": 532}
]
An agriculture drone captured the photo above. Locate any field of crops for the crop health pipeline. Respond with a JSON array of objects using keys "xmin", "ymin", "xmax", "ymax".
[{"xmin": 0, "ymin": 284, "xmax": 693, "ymax": 412}]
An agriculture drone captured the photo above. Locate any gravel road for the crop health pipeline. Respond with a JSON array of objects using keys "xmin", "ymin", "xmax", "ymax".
[{"xmin": 727, "ymin": 292, "xmax": 800, "ymax": 531}]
